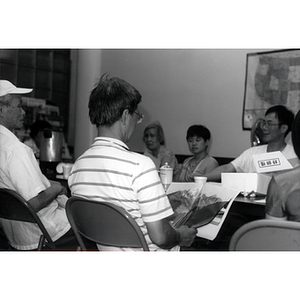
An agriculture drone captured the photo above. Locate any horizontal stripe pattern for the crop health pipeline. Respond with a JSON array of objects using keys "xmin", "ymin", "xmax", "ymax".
[
  {"xmin": 71, "ymin": 168, "xmax": 133, "ymax": 177},
  {"xmin": 78, "ymin": 154, "xmax": 140, "ymax": 166},
  {"xmin": 69, "ymin": 137, "xmax": 174, "ymax": 251}
]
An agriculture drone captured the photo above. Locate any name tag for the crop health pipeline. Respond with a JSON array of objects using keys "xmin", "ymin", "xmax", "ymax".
[
  {"xmin": 257, "ymin": 158, "xmax": 281, "ymax": 168},
  {"xmin": 253, "ymin": 151, "xmax": 293, "ymax": 173}
]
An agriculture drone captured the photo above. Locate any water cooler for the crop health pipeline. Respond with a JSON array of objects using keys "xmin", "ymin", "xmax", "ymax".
[{"xmin": 39, "ymin": 129, "xmax": 63, "ymax": 179}]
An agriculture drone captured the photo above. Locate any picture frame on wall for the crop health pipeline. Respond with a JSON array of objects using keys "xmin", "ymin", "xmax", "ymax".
[{"xmin": 243, "ymin": 49, "xmax": 300, "ymax": 130}]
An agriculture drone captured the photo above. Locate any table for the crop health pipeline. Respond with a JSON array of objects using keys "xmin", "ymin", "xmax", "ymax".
[
  {"xmin": 183, "ymin": 194, "xmax": 266, "ymax": 251},
  {"xmin": 230, "ymin": 194, "xmax": 265, "ymax": 221}
]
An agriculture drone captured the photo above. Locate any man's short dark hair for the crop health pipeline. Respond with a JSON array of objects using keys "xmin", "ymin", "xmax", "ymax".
[
  {"xmin": 265, "ymin": 105, "xmax": 294, "ymax": 137},
  {"xmin": 88, "ymin": 75, "xmax": 142, "ymax": 127},
  {"xmin": 186, "ymin": 125, "xmax": 211, "ymax": 141}
]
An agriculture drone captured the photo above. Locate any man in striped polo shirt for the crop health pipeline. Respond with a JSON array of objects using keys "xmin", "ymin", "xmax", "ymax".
[{"xmin": 68, "ymin": 75, "xmax": 196, "ymax": 251}]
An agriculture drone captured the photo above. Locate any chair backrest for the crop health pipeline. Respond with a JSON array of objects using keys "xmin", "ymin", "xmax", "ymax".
[
  {"xmin": 229, "ymin": 219, "xmax": 300, "ymax": 251},
  {"xmin": 66, "ymin": 196, "xmax": 149, "ymax": 251},
  {"xmin": 0, "ymin": 188, "xmax": 55, "ymax": 249}
]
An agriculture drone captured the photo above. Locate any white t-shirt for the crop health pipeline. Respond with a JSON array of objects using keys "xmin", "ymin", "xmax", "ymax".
[{"xmin": 231, "ymin": 144, "xmax": 300, "ymax": 173}]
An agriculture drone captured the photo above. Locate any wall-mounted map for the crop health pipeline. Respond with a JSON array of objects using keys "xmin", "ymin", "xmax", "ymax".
[{"xmin": 243, "ymin": 49, "xmax": 300, "ymax": 130}]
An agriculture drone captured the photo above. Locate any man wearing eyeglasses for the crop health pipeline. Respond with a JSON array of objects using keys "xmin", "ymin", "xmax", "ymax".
[
  {"xmin": 68, "ymin": 75, "xmax": 196, "ymax": 251},
  {"xmin": 205, "ymin": 105, "xmax": 300, "ymax": 182},
  {"xmin": 193, "ymin": 105, "xmax": 300, "ymax": 250}
]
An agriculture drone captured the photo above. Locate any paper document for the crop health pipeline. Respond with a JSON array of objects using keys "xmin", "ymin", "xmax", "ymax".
[
  {"xmin": 196, "ymin": 198, "xmax": 235, "ymax": 240},
  {"xmin": 168, "ymin": 182, "xmax": 239, "ymax": 240}
]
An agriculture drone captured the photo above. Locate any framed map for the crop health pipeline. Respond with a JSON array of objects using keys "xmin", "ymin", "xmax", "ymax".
[{"xmin": 243, "ymin": 49, "xmax": 300, "ymax": 130}]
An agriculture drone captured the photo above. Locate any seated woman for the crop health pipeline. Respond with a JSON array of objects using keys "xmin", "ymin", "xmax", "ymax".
[
  {"xmin": 143, "ymin": 121, "xmax": 179, "ymax": 177},
  {"xmin": 174, "ymin": 125, "xmax": 218, "ymax": 182}
]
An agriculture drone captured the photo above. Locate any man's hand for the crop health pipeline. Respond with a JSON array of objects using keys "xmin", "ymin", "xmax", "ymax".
[
  {"xmin": 176, "ymin": 225, "xmax": 197, "ymax": 247},
  {"xmin": 29, "ymin": 181, "xmax": 67, "ymax": 212},
  {"xmin": 56, "ymin": 194, "xmax": 69, "ymax": 208},
  {"xmin": 49, "ymin": 180, "xmax": 67, "ymax": 196}
]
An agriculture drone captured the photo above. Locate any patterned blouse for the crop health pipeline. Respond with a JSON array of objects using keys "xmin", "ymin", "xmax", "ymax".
[
  {"xmin": 174, "ymin": 155, "xmax": 219, "ymax": 182},
  {"xmin": 144, "ymin": 145, "xmax": 179, "ymax": 177}
]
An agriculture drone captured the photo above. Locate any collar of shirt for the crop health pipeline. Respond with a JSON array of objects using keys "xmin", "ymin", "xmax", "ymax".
[{"xmin": 93, "ymin": 137, "xmax": 129, "ymax": 151}]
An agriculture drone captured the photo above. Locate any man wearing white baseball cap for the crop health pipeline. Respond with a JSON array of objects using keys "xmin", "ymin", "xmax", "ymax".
[
  {"xmin": 0, "ymin": 80, "xmax": 80, "ymax": 250},
  {"xmin": 0, "ymin": 80, "xmax": 33, "ymax": 97}
]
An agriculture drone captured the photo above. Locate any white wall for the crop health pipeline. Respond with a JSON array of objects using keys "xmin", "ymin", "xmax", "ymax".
[{"xmin": 70, "ymin": 49, "xmax": 269, "ymax": 160}]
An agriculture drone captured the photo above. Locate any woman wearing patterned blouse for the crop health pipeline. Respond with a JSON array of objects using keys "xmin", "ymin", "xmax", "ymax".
[
  {"xmin": 174, "ymin": 125, "xmax": 219, "ymax": 182},
  {"xmin": 143, "ymin": 122, "xmax": 179, "ymax": 178}
]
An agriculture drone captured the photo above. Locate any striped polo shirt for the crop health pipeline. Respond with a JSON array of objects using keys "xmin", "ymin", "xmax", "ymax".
[{"xmin": 68, "ymin": 137, "xmax": 177, "ymax": 251}]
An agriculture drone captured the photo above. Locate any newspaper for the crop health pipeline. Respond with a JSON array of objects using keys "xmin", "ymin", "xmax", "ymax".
[{"xmin": 167, "ymin": 182, "xmax": 239, "ymax": 241}]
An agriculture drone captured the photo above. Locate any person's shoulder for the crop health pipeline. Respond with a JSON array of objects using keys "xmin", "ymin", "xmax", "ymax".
[
  {"xmin": 1, "ymin": 132, "xmax": 26, "ymax": 151},
  {"xmin": 270, "ymin": 167, "xmax": 300, "ymax": 193},
  {"xmin": 182, "ymin": 156, "xmax": 193, "ymax": 164},
  {"xmin": 131, "ymin": 150, "xmax": 155, "ymax": 164},
  {"xmin": 2, "ymin": 137, "xmax": 34, "ymax": 163},
  {"xmin": 206, "ymin": 154, "xmax": 218, "ymax": 162},
  {"xmin": 275, "ymin": 166, "xmax": 300, "ymax": 181},
  {"xmin": 285, "ymin": 143, "xmax": 295, "ymax": 152},
  {"xmin": 283, "ymin": 143, "xmax": 299, "ymax": 161},
  {"xmin": 160, "ymin": 146, "xmax": 175, "ymax": 156},
  {"xmin": 243, "ymin": 144, "xmax": 267, "ymax": 154},
  {"xmin": 208, "ymin": 155, "xmax": 219, "ymax": 166},
  {"xmin": 131, "ymin": 150, "xmax": 147, "ymax": 158},
  {"xmin": 133, "ymin": 151, "xmax": 158, "ymax": 171}
]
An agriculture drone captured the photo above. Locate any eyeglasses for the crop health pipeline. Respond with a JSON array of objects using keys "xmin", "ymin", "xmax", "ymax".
[
  {"xmin": 134, "ymin": 110, "xmax": 144, "ymax": 124},
  {"xmin": 259, "ymin": 121, "xmax": 282, "ymax": 129}
]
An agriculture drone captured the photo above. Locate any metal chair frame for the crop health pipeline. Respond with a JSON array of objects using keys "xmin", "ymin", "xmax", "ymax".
[
  {"xmin": 66, "ymin": 196, "xmax": 149, "ymax": 251},
  {"xmin": 229, "ymin": 219, "xmax": 300, "ymax": 251},
  {"xmin": 0, "ymin": 188, "xmax": 56, "ymax": 250}
]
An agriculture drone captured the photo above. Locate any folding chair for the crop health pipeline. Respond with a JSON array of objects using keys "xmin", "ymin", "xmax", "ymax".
[
  {"xmin": 0, "ymin": 188, "xmax": 56, "ymax": 250},
  {"xmin": 66, "ymin": 196, "xmax": 149, "ymax": 251},
  {"xmin": 229, "ymin": 219, "xmax": 300, "ymax": 251}
]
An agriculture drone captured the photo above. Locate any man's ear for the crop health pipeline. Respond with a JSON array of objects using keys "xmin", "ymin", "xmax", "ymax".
[
  {"xmin": 121, "ymin": 109, "xmax": 130, "ymax": 127},
  {"xmin": 281, "ymin": 124, "xmax": 288, "ymax": 135}
]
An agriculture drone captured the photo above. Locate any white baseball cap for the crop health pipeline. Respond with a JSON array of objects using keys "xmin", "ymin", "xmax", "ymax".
[{"xmin": 0, "ymin": 80, "xmax": 33, "ymax": 97}]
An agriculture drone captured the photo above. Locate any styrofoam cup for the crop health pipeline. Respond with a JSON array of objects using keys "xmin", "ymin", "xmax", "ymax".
[
  {"xmin": 63, "ymin": 164, "xmax": 73, "ymax": 179},
  {"xmin": 194, "ymin": 176, "xmax": 207, "ymax": 187}
]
